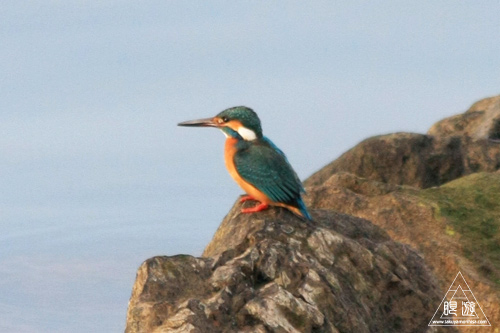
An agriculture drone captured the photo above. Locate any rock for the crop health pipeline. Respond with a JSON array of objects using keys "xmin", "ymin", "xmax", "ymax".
[
  {"xmin": 304, "ymin": 171, "xmax": 500, "ymax": 331},
  {"xmin": 305, "ymin": 96, "xmax": 500, "ymax": 189},
  {"xmin": 126, "ymin": 205, "xmax": 442, "ymax": 333},
  {"xmin": 428, "ymin": 95, "xmax": 500, "ymax": 140}
]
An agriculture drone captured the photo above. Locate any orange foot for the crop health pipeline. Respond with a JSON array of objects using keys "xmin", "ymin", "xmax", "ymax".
[
  {"xmin": 240, "ymin": 195, "xmax": 256, "ymax": 203},
  {"xmin": 241, "ymin": 202, "xmax": 269, "ymax": 214}
]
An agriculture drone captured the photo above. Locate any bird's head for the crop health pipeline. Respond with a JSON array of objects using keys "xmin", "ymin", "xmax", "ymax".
[{"xmin": 178, "ymin": 106, "xmax": 263, "ymax": 141}]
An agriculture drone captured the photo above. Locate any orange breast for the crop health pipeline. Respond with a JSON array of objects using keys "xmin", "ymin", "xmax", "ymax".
[{"xmin": 224, "ymin": 138, "xmax": 270, "ymax": 204}]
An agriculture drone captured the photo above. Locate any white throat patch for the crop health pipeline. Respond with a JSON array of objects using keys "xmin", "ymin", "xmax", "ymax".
[{"xmin": 237, "ymin": 126, "xmax": 257, "ymax": 141}]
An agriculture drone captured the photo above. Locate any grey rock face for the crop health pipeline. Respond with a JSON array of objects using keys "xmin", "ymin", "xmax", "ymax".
[{"xmin": 126, "ymin": 205, "xmax": 441, "ymax": 333}]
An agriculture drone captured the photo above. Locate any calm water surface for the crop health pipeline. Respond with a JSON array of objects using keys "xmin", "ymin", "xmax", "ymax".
[{"xmin": 1, "ymin": 180, "xmax": 233, "ymax": 332}]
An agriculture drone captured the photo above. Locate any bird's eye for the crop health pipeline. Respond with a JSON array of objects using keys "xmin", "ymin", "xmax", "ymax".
[{"xmin": 222, "ymin": 116, "xmax": 229, "ymax": 122}]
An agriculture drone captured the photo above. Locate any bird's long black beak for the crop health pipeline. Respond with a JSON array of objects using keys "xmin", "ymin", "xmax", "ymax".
[{"xmin": 177, "ymin": 117, "xmax": 218, "ymax": 127}]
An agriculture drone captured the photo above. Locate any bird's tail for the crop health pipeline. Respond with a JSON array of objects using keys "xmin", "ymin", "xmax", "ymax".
[{"xmin": 297, "ymin": 198, "xmax": 312, "ymax": 221}]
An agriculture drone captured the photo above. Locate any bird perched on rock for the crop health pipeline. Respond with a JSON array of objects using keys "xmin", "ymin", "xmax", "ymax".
[{"xmin": 178, "ymin": 106, "xmax": 312, "ymax": 220}]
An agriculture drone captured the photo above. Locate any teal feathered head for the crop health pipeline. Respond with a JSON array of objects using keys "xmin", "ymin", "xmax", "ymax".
[{"xmin": 216, "ymin": 106, "xmax": 263, "ymax": 140}]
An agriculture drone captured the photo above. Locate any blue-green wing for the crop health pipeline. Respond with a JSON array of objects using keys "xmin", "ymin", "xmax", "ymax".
[{"xmin": 234, "ymin": 139, "xmax": 303, "ymax": 205}]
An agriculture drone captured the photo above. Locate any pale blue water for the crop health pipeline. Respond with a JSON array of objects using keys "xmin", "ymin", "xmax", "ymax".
[{"xmin": 1, "ymin": 177, "xmax": 234, "ymax": 332}]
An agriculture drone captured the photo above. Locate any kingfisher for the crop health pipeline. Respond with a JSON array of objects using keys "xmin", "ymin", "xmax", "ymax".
[{"xmin": 178, "ymin": 106, "xmax": 312, "ymax": 220}]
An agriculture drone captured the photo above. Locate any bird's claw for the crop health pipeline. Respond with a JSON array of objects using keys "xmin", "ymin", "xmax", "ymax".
[{"xmin": 241, "ymin": 202, "xmax": 269, "ymax": 214}]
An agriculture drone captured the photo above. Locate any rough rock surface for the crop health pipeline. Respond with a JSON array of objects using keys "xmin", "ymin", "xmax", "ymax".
[
  {"xmin": 305, "ymin": 171, "xmax": 500, "ymax": 332},
  {"xmin": 428, "ymin": 95, "xmax": 500, "ymax": 140},
  {"xmin": 305, "ymin": 96, "xmax": 500, "ymax": 189},
  {"xmin": 302, "ymin": 96, "xmax": 500, "ymax": 332},
  {"xmin": 126, "ymin": 206, "xmax": 441, "ymax": 333}
]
